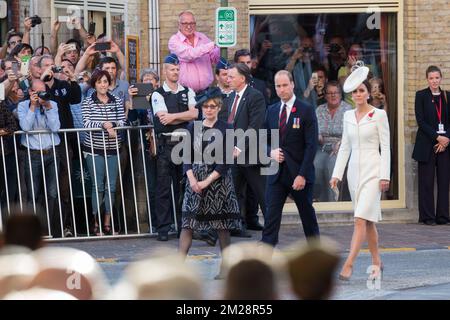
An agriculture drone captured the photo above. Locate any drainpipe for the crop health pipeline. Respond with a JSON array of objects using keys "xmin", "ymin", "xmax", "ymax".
[{"xmin": 148, "ymin": 0, "xmax": 160, "ymax": 74}]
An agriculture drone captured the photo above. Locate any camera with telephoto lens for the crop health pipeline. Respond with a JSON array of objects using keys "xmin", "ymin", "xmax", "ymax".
[
  {"xmin": 51, "ymin": 66, "xmax": 64, "ymax": 73},
  {"xmin": 29, "ymin": 15, "xmax": 42, "ymax": 28},
  {"xmin": 36, "ymin": 91, "xmax": 51, "ymax": 101}
]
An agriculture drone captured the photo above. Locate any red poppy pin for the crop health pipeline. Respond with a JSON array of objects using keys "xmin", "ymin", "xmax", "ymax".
[
  {"xmin": 368, "ymin": 110, "xmax": 375, "ymax": 119},
  {"xmin": 292, "ymin": 106, "xmax": 297, "ymax": 113}
]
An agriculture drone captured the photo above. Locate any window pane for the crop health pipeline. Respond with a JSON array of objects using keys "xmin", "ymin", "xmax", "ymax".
[
  {"xmin": 250, "ymin": 13, "xmax": 398, "ymax": 202},
  {"xmin": 111, "ymin": 13, "xmax": 125, "ymax": 54}
]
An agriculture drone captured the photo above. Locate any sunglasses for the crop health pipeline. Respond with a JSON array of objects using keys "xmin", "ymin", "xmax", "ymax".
[{"xmin": 9, "ymin": 40, "xmax": 22, "ymax": 46}]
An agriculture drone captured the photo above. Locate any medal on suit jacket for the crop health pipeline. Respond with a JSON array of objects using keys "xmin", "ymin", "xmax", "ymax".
[{"xmin": 293, "ymin": 117, "xmax": 300, "ymax": 129}]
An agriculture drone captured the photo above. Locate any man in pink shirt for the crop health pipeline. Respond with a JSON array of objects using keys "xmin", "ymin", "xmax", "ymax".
[{"xmin": 168, "ymin": 11, "xmax": 220, "ymax": 95}]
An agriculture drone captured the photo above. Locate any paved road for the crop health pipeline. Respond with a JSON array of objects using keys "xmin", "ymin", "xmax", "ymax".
[{"xmin": 51, "ymin": 223, "xmax": 450, "ymax": 300}]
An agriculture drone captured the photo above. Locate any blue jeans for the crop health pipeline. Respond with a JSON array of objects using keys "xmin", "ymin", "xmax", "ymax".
[
  {"xmin": 84, "ymin": 153, "xmax": 119, "ymax": 215},
  {"xmin": 25, "ymin": 150, "xmax": 60, "ymax": 236}
]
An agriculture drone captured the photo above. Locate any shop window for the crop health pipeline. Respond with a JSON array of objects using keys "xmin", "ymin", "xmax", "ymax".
[{"xmin": 250, "ymin": 13, "xmax": 398, "ymax": 203}]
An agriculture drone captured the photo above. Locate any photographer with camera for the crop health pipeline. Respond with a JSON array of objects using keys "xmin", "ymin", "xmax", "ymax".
[
  {"xmin": 1, "ymin": 58, "xmax": 22, "ymax": 97},
  {"xmin": 303, "ymin": 66, "xmax": 328, "ymax": 108},
  {"xmin": 369, "ymin": 77, "xmax": 388, "ymax": 114},
  {"xmin": 17, "ymin": 79, "xmax": 61, "ymax": 237},
  {"xmin": 0, "ymin": 17, "xmax": 35, "ymax": 59},
  {"xmin": 285, "ymin": 36, "xmax": 320, "ymax": 105},
  {"xmin": 38, "ymin": 54, "xmax": 82, "ymax": 237},
  {"xmin": 75, "ymin": 40, "xmax": 126, "ymax": 80},
  {"xmin": 322, "ymin": 36, "xmax": 347, "ymax": 81}
]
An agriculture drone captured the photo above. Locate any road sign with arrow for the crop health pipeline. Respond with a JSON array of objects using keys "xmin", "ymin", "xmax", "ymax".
[{"xmin": 215, "ymin": 7, "xmax": 237, "ymax": 47}]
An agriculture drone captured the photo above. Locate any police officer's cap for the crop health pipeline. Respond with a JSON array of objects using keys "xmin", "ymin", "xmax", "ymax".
[
  {"xmin": 216, "ymin": 57, "xmax": 231, "ymax": 71},
  {"xmin": 164, "ymin": 53, "xmax": 180, "ymax": 65}
]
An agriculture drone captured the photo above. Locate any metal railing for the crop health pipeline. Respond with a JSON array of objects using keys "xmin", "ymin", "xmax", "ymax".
[{"xmin": 0, "ymin": 125, "xmax": 178, "ymax": 240}]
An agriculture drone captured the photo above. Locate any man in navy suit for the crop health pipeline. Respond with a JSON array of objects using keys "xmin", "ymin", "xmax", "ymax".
[{"xmin": 262, "ymin": 70, "xmax": 320, "ymax": 246}]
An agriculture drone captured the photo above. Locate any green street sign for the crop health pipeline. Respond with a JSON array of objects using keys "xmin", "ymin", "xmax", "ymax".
[{"xmin": 216, "ymin": 7, "xmax": 237, "ymax": 47}]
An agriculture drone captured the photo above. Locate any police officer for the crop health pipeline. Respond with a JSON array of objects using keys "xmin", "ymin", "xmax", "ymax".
[
  {"xmin": 215, "ymin": 57, "xmax": 233, "ymax": 122},
  {"xmin": 151, "ymin": 54, "xmax": 198, "ymax": 241}
]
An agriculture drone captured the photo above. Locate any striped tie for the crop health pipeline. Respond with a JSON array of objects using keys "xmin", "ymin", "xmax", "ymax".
[
  {"xmin": 227, "ymin": 94, "xmax": 240, "ymax": 124},
  {"xmin": 279, "ymin": 104, "xmax": 287, "ymax": 141}
]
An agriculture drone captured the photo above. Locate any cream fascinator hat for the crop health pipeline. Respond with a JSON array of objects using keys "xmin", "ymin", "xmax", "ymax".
[{"xmin": 343, "ymin": 61, "xmax": 369, "ymax": 93}]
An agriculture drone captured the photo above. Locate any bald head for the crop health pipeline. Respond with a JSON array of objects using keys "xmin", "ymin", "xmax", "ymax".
[
  {"xmin": 178, "ymin": 10, "xmax": 195, "ymax": 23},
  {"xmin": 31, "ymin": 79, "xmax": 46, "ymax": 92}
]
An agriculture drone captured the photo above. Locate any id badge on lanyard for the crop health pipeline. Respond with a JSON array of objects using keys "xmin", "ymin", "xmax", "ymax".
[{"xmin": 434, "ymin": 95, "xmax": 446, "ymax": 134}]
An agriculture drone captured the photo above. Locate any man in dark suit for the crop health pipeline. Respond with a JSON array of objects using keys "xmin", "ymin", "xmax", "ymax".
[
  {"xmin": 234, "ymin": 49, "xmax": 268, "ymax": 230},
  {"xmin": 227, "ymin": 63, "xmax": 267, "ymax": 237},
  {"xmin": 412, "ymin": 65, "xmax": 450, "ymax": 225},
  {"xmin": 262, "ymin": 70, "xmax": 320, "ymax": 246}
]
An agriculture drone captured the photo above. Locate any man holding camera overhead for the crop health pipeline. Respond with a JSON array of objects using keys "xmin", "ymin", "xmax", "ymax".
[
  {"xmin": 17, "ymin": 79, "xmax": 61, "ymax": 237},
  {"xmin": 39, "ymin": 54, "xmax": 82, "ymax": 237},
  {"xmin": 0, "ymin": 16, "xmax": 34, "ymax": 59}
]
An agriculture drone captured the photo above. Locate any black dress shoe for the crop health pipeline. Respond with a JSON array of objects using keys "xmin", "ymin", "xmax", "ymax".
[
  {"xmin": 423, "ymin": 220, "xmax": 436, "ymax": 226},
  {"xmin": 246, "ymin": 222, "xmax": 264, "ymax": 231},
  {"xmin": 157, "ymin": 232, "xmax": 169, "ymax": 241}
]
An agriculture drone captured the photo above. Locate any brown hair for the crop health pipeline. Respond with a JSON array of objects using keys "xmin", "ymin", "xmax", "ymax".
[
  {"xmin": 89, "ymin": 69, "xmax": 112, "ymax": 88},
  {"xmin": 426, "ymin": 65, "xmax": 442, "ymax": 78}
]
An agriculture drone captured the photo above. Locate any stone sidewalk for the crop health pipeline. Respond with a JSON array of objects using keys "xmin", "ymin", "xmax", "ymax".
[{"xmin": 53, "ymin": 222, "xmax": 450, "ymax": 261}]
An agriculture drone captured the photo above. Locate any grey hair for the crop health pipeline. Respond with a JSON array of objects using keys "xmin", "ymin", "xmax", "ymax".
[
  {"xmin": 178, "ymin": 10, "xmax": 195, "ymax": 23},
  {"xmin": 37, "ymin": 54, "xmax": 54, "ymax": 68},
  {"xmin": 140, "ymin": 68, "xmax": 160, "ymax": 83}
]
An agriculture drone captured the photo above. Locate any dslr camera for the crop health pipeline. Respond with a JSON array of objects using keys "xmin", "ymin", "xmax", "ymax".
[
  {"xmin": 29, "ymin": 15, "xmax": 42, "ymax": 28},
  {"xmin": 36, "ymin": 91, "xmax": 51, "ymax": 101},
  {"xmin": 51, "ymin": 66, "xmax": 64, "ymax": 73}
]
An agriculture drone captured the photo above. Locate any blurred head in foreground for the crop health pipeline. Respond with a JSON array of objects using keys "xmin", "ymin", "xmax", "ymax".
[
  {"xmin": 108, "ymin": 250, "xmax": 202, "ymax": 300},
  {"xmin": 286, "ymin": 237, "xmax": 340, "ymax": 300},
  {"xmin": 222, "ymin": 242, "xmax": 285, "ymax": 300}
]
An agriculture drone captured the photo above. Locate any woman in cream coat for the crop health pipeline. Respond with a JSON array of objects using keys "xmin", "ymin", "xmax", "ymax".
[{"xmin": 330, "ymin": 77, "xmax": 390, "ymax": 281}]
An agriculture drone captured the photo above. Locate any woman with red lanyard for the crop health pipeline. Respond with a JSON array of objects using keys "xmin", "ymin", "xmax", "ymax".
[{"xmin": 412, "ymin": 65, "xmax": 450, "ymax": 225}]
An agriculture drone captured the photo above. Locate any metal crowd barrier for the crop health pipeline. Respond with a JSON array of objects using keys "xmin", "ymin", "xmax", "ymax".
[{"xmin": 0, "ymin": 125, "xmax": 178, "ymax": 241}]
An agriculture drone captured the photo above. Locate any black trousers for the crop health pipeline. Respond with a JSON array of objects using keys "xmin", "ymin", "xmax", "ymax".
[
  {"xmin": 262, "ymin": 165, "xmax": 320, "ymax": 246},
  {"xmin": 232, "ymin": 165, "xmax": 266, "ymax": 228},
  {"xmin": 245, "ymin": 186, "xmax": 260, "ymax": 224},
  {"xmin": 155, "ymin": 143, "xmax": 183, "ymax": 233},
  {"xmin": 418, "ymin": 150, "xmax": 450, "ymax": 223}
]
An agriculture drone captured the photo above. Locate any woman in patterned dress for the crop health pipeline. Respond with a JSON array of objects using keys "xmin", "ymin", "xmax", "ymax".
[{"xmin": 178, "ymin": 87, "xmax": 241, "ymax": 276}]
